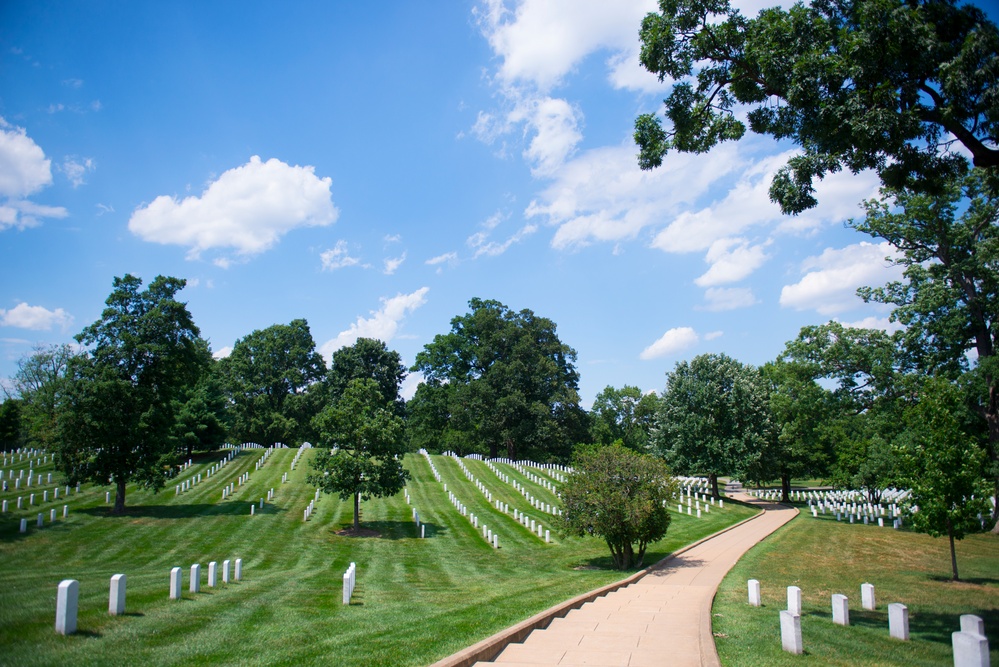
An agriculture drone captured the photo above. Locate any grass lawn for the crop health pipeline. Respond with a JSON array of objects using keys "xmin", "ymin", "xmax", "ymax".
[
  {"xmin": 0, "ymin": 448, "xmax": 755, "ymax": 666},
  {"xmin": 713, "ymin": 511, "xmax": 999, "ymax": 666}
]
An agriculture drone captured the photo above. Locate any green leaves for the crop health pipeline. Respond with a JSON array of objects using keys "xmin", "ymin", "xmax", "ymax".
[
  {"xmin": 558, "ymin": 445, "xmax": 677, "ymax": 570},
  {"xmin": 635, "ymin": 0, "xmax": 999, "ymax": 213}
]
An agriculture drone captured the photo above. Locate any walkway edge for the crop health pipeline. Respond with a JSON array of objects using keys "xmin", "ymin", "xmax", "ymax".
[{"xmin": 428, "ymin": 507, "xmax": 769, "ymax": 667}]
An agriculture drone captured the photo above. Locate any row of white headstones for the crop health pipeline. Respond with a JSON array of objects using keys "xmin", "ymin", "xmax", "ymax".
[
  {"xmin": 750, "ymin": 579, "xmax": 991, "ymax": 665},
  {"xmin": 54, "ymin": 559, "xmax": 244, "ymax": 636}
]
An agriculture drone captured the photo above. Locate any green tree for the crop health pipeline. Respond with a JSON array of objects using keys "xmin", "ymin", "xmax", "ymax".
[
  {"xmin": 56, "ymin": 275, "xmax": 203, "ymax": 514},
  {"xmin": 220, "ymin": 319, "xmax": 326, "ymax": 446},
  {"xmin": 590, "ymin": 385, "xmax": 660, "ymax": 451},
  {"xmin": 307, "ymin": 378, "xmax": 409, "ymax": 531},
  {"xmin": 899, "ymin": 376, "xmax": 990, "ymax": 580},
  {"xmin": 854, "ymin": 171, "xmax": 999, "ymax": 528},
  {"xmin": 0, "ymin": 399, "xmax": 22, "ymax": 450},
  {"xmin": 634, "ymin": 0, "xmax": 999, "ymax": 214},
  {"xmin": 651, "ymin": 353, "xmax": 769, "ymax": 498},
  {"xmin": 325, "ymin": 338, "xmax": 406, "ymax": 416},
  {"xmin": 410, "ymin": 298, "xmax": 586, "ymax": 462},
  {"xmin": 7, "ymin": 343, "xmax": 76, "ymax": 450},
  {"xmin": 174, "ymin": 346, "xmax": 228, "ymax": 457},
  {"xmin": 747, "ymin": 361, "xmax": 835, "ymax": 502},
  {"xmin": 558, "ymin": 444, "xmax": 677, "ymax": 569}
]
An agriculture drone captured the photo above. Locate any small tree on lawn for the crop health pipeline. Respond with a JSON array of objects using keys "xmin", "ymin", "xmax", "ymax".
[
  {"xmin": 558, "ymin": 444, "xmax": 677, "ymax": 570},
  {"xmin": 307, "ymin": 378, "xmax": 409, "ymax": 531},
  {"xmin": 900, "ymin": 376, "xmax": 990, "ymax": 581}
]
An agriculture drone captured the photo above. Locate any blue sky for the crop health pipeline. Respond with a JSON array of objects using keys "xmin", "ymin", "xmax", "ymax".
[{"xmin": 0, "ymin": 0, "xmax": 959, "ymax": 406}]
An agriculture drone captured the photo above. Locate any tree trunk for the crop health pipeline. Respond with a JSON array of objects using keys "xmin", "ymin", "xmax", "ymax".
[
  {"xmin": 781, "ymin": 472, "xmax": 791, "ymax": 504},
  {"xmin": 113, "ymin": 478, "xmax": 126, "ymax": 515},
  {"xmin": 505, "ymin": 438, "xmax": 516, "ymax": 461},
  {"xmin": 353, "ymin": 492, "xmax": 360, "ymax": 531},
  {"xmin": 986, "ymin": 384, "xmax": 999, "ymax": 533},
  {"xmin": 708, "ymin": 472, "xmax": 720, "ymax": 499},
  {"xmin": 948, "ymin": 519, "xmax": 959, "ymax": 581}
]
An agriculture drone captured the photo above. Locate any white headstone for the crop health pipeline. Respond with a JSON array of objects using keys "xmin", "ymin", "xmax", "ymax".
[
  {"xmin": 235, "ymin": 558, "xmax": 242, "ymax": 582},
  {"xmin": 961, "ymin": 615, "xmax": 986, "ymax": 636},
  {"xmin": 888, "ymin": 603, "xmax": 908, "ymax": 640},
  {"xmin": 109, "ymin": 574, "xmax": 126, "ymax": 615},
  {"xmin": 19, "ymin": 518, "xmax": 26, "ymax": 533},
  {"xmin": 748, "ymin": 579, "xmax": 761, "ymax": 607},
  {"xmin": 780, "ymin": 610, "xmax": 803, "ymax": 654},
  {"xmin": 55, "ymin": 579, "xmax": 79, "ymax": 635},
  {"xmin": 952, "ymin": 630, "xmax": 989, "ymax": 667},
  {"xmin": 861, "ymin": 583, "xmax": 875, "ymax": 610},
  {"xmin": 190, "ymin": 564, "xmax": 201, "ymax": 593},
  {"xmin": 208, "ymin": 561, "xmax": 217, "ymax": 587},
  {"xmin": 170, "ymin": 567, "xmax": 182, "ymax": 600},
  {"xmin": 787, "ymin": 586, "xmax": 802, "ymax": 615},
  {"xmin": 222, "ymin": 559, "xmax": 230, "ymax": 584},
  {"xmin": 832, "ymin": 593, "xmax": 849, "ymax": 626}
]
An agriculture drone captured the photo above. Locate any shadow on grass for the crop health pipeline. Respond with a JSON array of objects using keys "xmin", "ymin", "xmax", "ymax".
[
  {"xmin": 329, "ymin": 520, "xmax": 429, "ymax": 540},
  {"xmin": 76, "ymin": 502, "xmax": 288, "ymax": 519},
  {"xmin": 799, "ymin": 607, "xmax": 999, "ymax": 647},
  {"xmin": 928, "ymin": 574, "xmax": 999, "ymax": 586}
]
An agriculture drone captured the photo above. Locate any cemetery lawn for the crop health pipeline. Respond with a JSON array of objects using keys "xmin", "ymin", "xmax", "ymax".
[
  {"xmin": 0, "ymin": 449, "xmax": 756, "ymax": 667},
  {"xmin": 713, "ymin": 512, "xmax": 999, "ymax": 666}
]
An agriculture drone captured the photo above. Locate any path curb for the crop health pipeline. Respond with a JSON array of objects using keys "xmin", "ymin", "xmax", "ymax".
[{"xmin": 429, "ymin": 505, "xmax": 770, "ymax": 667}]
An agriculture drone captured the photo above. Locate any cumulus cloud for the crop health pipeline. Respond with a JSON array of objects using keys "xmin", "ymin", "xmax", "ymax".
[
  {"xmin": 520, "ymin": 97, "xmax": 583, "ymax": 177},
  {"xmin": 695, "ymin": 238, "xmax": 769, "ymax": 287},
  {"xmin": 0, "ymin": 118, "xmax": 68, "ymax": 230},
  {"xmin": 780, "ymin": 242, "xmax": 904, "ymax": 315},
  {"xmin": 838, "ymin": 316, "xmax": 903, "ymax": 334},
  {"xmin": 128, "ymin": 156, "xmax": 338, "ymax": 263},
  {"xmin": 320, "ymin": 287, "xmax": 430, "ymax": 360},
  {"xmin": 212, "ymin": 345, "xmax": 233, "ymax": 359},
  {"xmin": 700, "ymin": 287, "xmax": 759, "ymax": 312},
  {"xmin": 640, "ymin": 326, "xmax": 699, "ymax": 360},
  {"xmin": 426, "ymin": 251, "xmax": 459, "ymax": 273},
  {"xmin": 0, "ymin": 302, "xmax": 72, "ymax": 330},
  {"xmin": 527, "ymin": 141, "xmax": 741, "ymax": 250},
  {"xmin": 321, "ymin": 240, "xmax": 364, "ymax": 271}
]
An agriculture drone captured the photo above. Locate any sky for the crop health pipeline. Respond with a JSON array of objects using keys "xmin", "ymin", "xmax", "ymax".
[{"xmin": 0, "ymin": 0, "xmax": 964, "ymax": 407}]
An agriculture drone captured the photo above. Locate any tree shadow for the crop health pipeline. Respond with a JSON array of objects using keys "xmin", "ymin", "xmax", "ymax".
[
  {"xmin": 331, "ymin": 520, "xmax": 427, "ymax": 540},
  {"xmin": 77, "ymin": 502, "xmax": 288, "ymax": 519},
  {"xmin": 800, "ymin": 608, "xmax": 999, "ymax": 647},
  {"xmin": 928, "ymin": 574, "xmax": 999, "ymax": 586}
]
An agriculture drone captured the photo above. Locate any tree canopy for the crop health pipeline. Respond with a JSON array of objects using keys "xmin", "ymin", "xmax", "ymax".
[
  {"xmin": 220, "ymin": 318, "xmax": 326, "ymax": 446},
  {"xmin": 307, "ymin": 378, "xmax": 410, "ymax": 531},
  {"xmin": 558, "ymin": 444, "xmax": 677, "ymax": 570},
  {"xmin": 6, "ymin": 343, "xmax": 76, "ymax": 451},
  {"xmin": 410, "ymin": 298, "xmax": 586, "ymax": 462},
  {"xmin": 635, "ymin": 0, "xmax": 999, "ymax": 214},
  {"xmin": 589, "ymin": 385, "xmax": 660, "ymax": 451},
  {"xmin": 651, "ymin": 353, "xmax": 769, "ymax": 498},
  {"xmin": 325, "ymin": 337, "xmax": 406, "ymax": 416},
  {"xmin": 56, "ymin": 275, "xmax": 203, "ymax": 514}
]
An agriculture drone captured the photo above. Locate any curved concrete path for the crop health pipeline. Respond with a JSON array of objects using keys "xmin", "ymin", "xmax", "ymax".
[{"xmin": 447, "ymin": 485, "xmax": 797, "ymax": 667}]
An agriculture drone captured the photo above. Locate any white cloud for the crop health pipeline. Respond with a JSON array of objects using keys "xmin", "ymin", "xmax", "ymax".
[
  {"xmin": 780, "ymin": 241, "xmax": 905, "ymax": 315},
  {"xmin": 128, "ymin": 156, "xmax": 338, "ymax": 263},
  {"xmin": 212, "ymin": 345, "xmax": 233, "ymax": 359},
  {"xmin": 468, "ymin": 211, "xmax": 538, "ymax": 257},
  {"xmin": 320, "ymin": 287, "xmax": 430, "ymax": 360},
  {"xmin": 426, "ymin": 251, "xmax": 458, "ymax": 266},
  {"xmin": 320, "ymin": 240, "xmax": 364, "ymax": 271},
  {"xmin": 61, "ymin": 156, "xmax": 95, "ymax": 188},
  {"xmin": 695, "ymin": 238, "xmax": 769, "ymax": 286},
  {"xmin": 640, "ymin": 326, "xmax": 699, "ymax": 360},
  {"xmin": 527, "ymin": 141, "xmax": 742, "ymax": 250},
  {"xmin": 838, "ymin": 316, "xmax": 903, "ymax": 334},
  {"xmin": 0, "ymin": 302, "xmax": 72, "ymax": 330},
  {"xmin": 476, "ymin": 0, "xmax": 655, "ymax": 91},
  {"xmin": 383, "ymin": 252, "xmax": 406, "ymax": 275},
  {"xmin": 704, "ymin": 330, "xmax": 724, "ymax": 341},
  {"xmin": 400, "ymin": 370, "xmax": 424, "ymax": 401},
  {"xmin": 520, "ymin": 97, "xmax": 583, "ymax": 177},
  {"xmin": 0, "ymin": 118, "xmax": 68, "ymax": 230},
  {"xmin": 700, "ymin": 287, "xmax": 759, "ymax": 311}
]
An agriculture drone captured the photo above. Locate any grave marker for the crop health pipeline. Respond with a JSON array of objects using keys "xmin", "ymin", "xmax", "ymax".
[
  {"xmin": 190, "ymin": 564, "xmax": 201, "ymax": 593},
  {"xmin": 235, "ymin": 559, "xmax": 242, "ymax": 582},
  {"xmin": 787, "ymin": 586, "xmax": 802, "ymax": 615},
  {"xmin": 223, "ymin": 559, "xmax": 230, "ymax": 584},
  {"xmin": 888, "ymin": 603, "xmax": 908, "ymax": 641},
  {"xmin": 109, "ymin": 574, "xmax": 126, "ymax": 615},
  {"xmin": 832, "ymin": 593, "xmax": 849, "ymax": 626},
  {"xmin": 170, "ymin": 567, "xmax": 182, "ymax": 599},
  {"xmin": 748, "ymin": 579, "xmax": 761, "ymax": 607},
  {"xmin": 55, "ymin": 579, "xmax": 79, "ymax": 635},
  {"xmin": 861, "ymin": 583, "xmax": 875, "ymax": 610},
  {"xmin": 208, "ymin": 561, "xmax": 217, "ymax": 587},
  {"xmin": 780, "ymin": 610, "xmax": 803, "ymax": 654}
]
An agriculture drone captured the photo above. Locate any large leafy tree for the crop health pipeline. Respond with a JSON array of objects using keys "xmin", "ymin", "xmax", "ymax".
[
  {"xmin": 0, "ymin": 399, "xmax": 22, "ymax": 450},
  {"xmin": 590, "ymin": 385, "xmax": 660, "ymax": 452},
  {"xmin": 6, "ymin": 343, "xmax": 77, "ymax": 450},
  {"xmin": 220, "ymin": 319, "xmax": 326, "ymax": 446},
  {"xmin": 854, "ymin": 171, "xmax": 999, "ymax": 527},
  {"xmin": 898, "ymin": 376, "xmax": 990, "ymax": 580},
  {"xmin": 307, "ymin": 378, "xmax": 409, "ymax": 531},
  {"xmin": 325, "ymin": 338, "xmax": 406, "ymax": 416},
  {"xmin": 173, "ymin": 345, "xmax": 228, "ymax": 457},
  {"xmin": 651, "ymin": 353, "xmax": 769, "ymax": 498},
  {"xmin": 635, "ymin": 0, "xmax": 999, "ymax": 214},
  {"xmin": 558, "ymin": 444, "xmax": 677, "ymax": 570},
  {"xmin": 56, "ymin": 275, "xmax": 203, "ymax": 514},
  {"xmin": 410, "ymin": 298, "xmax": 586, "ymax": 462}
]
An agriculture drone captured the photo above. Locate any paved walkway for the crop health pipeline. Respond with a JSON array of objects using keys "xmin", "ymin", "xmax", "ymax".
[{"xmin": 464, "ymin": 486, "xmax": 797, "ymax": 667}]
